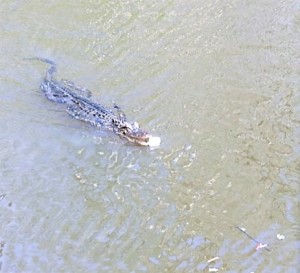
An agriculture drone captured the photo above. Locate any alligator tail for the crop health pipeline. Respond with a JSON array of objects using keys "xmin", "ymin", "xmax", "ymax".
[
  {"xmin": 37, "ymin": 58, "xmax": 56, "ymax": 80},
  {"xmin": 25, "ymin": 57, "xmax": 57, "ymax": 80}
]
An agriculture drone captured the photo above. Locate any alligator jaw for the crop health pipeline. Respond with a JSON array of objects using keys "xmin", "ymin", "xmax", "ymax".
[
  {"xmin": 133, "ymin": 135, "xmax": 161, "ymax": 147},
  {"xmin": 121, "ymin": 132, "xmax": 161, "ymax": 146}
]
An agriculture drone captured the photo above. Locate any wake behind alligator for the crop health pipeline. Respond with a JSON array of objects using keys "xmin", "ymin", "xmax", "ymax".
[{"xmin": 33, "ymin": 58, "xmax": 161, "ymax": 146}]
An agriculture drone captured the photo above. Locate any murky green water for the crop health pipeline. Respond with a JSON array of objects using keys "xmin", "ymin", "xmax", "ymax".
[{"xmin": 0, "ymin": 0, "xmax": 299, "ymax": 272}]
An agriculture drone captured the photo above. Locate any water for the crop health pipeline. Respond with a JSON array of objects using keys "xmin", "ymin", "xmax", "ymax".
[{"xmin": 0, "ymin": 0, "xmax": 299, "ymax": 272}]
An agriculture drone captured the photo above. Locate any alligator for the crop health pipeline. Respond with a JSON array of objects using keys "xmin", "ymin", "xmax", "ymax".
[{"xmin": 32, "ymin": 58, "xmax": 160, "ymax": 146}]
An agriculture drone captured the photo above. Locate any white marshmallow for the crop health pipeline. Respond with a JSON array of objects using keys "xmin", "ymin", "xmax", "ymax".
[{"xmin": 148, "ymin": 136, "xmax": 161, "ymax": 147}]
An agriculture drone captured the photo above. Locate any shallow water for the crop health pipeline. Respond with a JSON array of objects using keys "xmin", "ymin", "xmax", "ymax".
[{"xmin": 0, "ymin": 0, "xmax": 299, "ymax": 272}]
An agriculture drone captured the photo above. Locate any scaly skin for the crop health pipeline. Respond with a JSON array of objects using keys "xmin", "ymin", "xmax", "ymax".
[{"xmin": 34, "ymin": 58, "xmax": 152, "ymax": 146}]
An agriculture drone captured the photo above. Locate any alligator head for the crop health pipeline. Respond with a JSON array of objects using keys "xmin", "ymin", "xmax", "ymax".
[{"xmin": 117, "ymin": 122, "xmax": 161, "ymax": 146}]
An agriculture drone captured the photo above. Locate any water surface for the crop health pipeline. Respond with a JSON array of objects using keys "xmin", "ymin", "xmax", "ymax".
[{"xmin": 0, "ymin": 0, "xmax": 299, "ymax": 272}]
